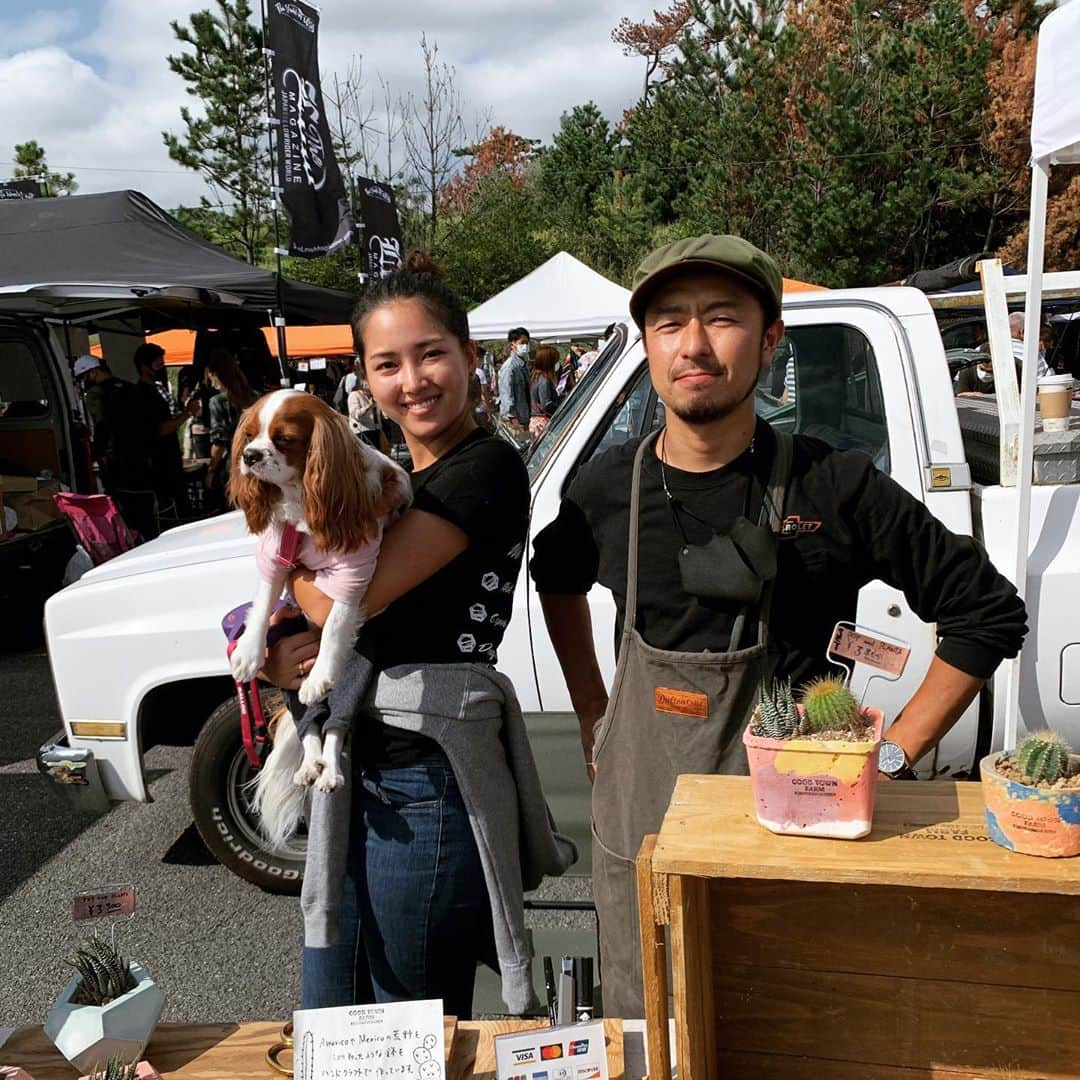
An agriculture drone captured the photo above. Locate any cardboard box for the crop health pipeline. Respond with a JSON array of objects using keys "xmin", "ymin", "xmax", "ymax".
[
  {"xmin": 6, "ymin": 480, "xmax": 62, "ymax": 531},
  {"xmin": 0, "ymin": 473, "xmax": 38, "ymax": 494}
]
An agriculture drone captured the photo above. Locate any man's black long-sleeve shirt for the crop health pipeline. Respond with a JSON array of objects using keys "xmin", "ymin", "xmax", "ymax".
[{"xmin": 531, "ymin": 421, "xmax": 1027, "ymax": 688}]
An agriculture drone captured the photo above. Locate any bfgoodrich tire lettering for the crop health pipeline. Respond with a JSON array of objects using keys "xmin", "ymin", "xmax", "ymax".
[{"xmin": 189, "ymin": 690, "xmax": 306, "ymax": 894}]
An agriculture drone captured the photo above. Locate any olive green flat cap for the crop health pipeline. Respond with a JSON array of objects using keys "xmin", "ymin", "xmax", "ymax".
[{"xmin": 629, "ymin": 234, "xmax": 784, "ymax": 328}]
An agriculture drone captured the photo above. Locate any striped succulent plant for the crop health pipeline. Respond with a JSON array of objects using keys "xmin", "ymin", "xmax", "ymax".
[
  {"xmin": 86, "ymin": 1056, "xmax": 140, "ymax": 1080},
  {"xmin": 753, "ymin": 678, "xmax": 800, "ymax": 739},
  {"xmin": 69, "ymin": 934, "xmax": 136, "ymax": 1007}
]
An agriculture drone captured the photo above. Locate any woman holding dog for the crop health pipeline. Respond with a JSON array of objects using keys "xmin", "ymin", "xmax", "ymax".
[{"xmin": 261, "ymin": 252, "xmax": 573, "ymax": 1019}]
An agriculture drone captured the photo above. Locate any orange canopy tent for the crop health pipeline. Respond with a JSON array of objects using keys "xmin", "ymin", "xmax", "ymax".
[
  {"xmin": 782, "ymin": 277, "xmax": 826, "ymax": 294},
  {"xmin": 91, "ymin": 324, "xmax": 356, "ymax": 365}
]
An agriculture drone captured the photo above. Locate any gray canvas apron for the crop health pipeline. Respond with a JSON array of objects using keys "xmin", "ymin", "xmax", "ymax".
[{"xmin": 591, "ymin": 427, "xmax": 792, "ymax": 1019}]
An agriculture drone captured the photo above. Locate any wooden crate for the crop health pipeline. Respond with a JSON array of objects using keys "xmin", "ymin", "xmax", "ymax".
[{"xmin": 636, "ymin": 776, "xmax": 1080, "ymax": 1080}]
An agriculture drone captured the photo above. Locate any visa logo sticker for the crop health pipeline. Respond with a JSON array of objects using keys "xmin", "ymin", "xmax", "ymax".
[{"xmin": 512, "ymin": 1047, "xmax": 537, "ymax": 1064}]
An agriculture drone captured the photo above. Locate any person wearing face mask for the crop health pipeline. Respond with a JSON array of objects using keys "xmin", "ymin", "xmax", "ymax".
[
  {"xmin": 531, "ymin": 234, "xmax": 1028, "ymax": 1017},
  {"xmin": 499, "ymin": 326, "xmax": 532, "ymax": 430},
  {"xmin": 956, "ymin": 359, "xmax": 996, "ymax": 395}
]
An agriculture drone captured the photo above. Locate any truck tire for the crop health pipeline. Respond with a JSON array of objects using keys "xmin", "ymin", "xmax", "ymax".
[{"xmin": 189, "ymin": 690, "xmax": 306, "ymax": 894}]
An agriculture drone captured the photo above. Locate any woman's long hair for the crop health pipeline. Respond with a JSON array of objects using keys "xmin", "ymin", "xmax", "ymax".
[
  {"xmin": 531, "ymin": 344, "xmax": 559, "ymax": 386},
  {"xmin": 205, "ymin": 347, "xmax": 257, "ymax": 410}
]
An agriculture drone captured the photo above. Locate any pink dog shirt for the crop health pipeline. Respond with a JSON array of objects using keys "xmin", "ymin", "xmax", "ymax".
[{"xmin": 255, "ymin": 517, "xmax": 388, "ymax": 606}]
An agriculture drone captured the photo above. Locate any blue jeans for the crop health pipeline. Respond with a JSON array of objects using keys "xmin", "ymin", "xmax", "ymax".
[{"xmin": 300, "ymin": 751, "xmax": 491, "ymax": 1019}]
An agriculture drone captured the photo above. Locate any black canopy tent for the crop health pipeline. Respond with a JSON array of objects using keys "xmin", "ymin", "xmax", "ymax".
[{"xmin": 0, "ymin": 190, "xmax": 355, "ymax": 327}]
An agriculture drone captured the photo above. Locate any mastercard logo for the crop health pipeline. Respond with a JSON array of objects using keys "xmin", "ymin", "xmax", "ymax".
[{"xmin": 540, "ymin": 1044, "xmax": 564, "ymax": 1061}]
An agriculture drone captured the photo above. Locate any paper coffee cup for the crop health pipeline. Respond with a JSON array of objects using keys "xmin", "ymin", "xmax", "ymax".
[{"xmin": 1038, "ymin": 374, "xmax": 1074, "ymax": 432}]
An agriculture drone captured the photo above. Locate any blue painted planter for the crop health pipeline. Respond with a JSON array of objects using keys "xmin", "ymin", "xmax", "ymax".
[{"xmin": 980, "ymin": 752, "xmax": 1080, "ymax": 857}]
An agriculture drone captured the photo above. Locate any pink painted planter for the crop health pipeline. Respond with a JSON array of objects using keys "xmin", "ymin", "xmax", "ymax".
[{"xmin": 743, "ymin": 707, "xmax": 885, "ymax": 838}]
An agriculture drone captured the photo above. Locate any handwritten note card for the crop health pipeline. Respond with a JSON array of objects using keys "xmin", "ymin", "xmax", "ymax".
[
  {"xmin": 293, "ymin": 999, "xmax": 445, "ymax": 1080},
  {"xmin": 72, "ymin": 886, "xmax": 136, "ymax": 922}
]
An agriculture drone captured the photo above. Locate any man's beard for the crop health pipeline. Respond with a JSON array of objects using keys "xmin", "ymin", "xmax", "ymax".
[{"xmin": 667, "ymin": 366, "xmax": 758, "ymax": 425}]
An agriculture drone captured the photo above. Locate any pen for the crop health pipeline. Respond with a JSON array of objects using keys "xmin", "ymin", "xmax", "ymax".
[
  {"xmin": 557, "ymin": 955, "xmax": 574, "ymax": 1026},
  {"xmin": 576, "ymin": 957, "xmax": 594, "ymax": 1022},
  {"xmin": 543, "ymin": 956, "xmax": 557, "ymax": 1026}
]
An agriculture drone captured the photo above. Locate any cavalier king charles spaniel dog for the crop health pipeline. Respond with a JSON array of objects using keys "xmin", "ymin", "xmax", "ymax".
[{"xmin": 228, "ymin": 388, "xmax": 410, "ymax": 811}]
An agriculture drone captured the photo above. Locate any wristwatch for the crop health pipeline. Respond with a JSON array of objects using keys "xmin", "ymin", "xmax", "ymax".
[{"xmin": 878, "ymin": 740, "xmax": 918, "ymax": 780}]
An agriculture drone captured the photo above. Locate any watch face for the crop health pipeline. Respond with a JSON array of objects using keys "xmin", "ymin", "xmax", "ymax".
[{"xmin": 878, "ymin": 741, "xmax": 906, "ymax": 774}]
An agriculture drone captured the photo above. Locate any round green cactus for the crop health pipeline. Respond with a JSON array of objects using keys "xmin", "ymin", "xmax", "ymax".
[
  {"xmin": 801, "ymin": 676, "xmax": 861, "ymax": 734},
  {"xmin": 1016, "ymin": 730, "xmax": 1071, "ymax": 785}
]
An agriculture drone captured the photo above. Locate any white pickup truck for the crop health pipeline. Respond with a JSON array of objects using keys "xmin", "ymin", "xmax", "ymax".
[{"xmin": 40, "ymin": 274, "xmax": 1080, "ymax": 892}]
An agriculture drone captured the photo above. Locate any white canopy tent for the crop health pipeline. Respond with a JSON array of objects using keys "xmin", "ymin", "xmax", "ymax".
[
  {"xmin": 1003, "ymin": 0, "xmax": 1080, "ymax": 748},
  {"xmin": 468, "ymin": 251, "xmax": 631, "ymax": 340}
]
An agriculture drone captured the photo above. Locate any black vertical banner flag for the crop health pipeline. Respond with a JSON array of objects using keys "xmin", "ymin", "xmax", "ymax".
[
  {"xmin": 0, "ymin": 179, "xmax": 45, "ymax": 200},
  {"xmin": 268, "ymin": 1, "xmax": 354, "ymax": 257},
  {"xmin": 357, "ymin": 178, "xmax": 403, "ymax": 280}
]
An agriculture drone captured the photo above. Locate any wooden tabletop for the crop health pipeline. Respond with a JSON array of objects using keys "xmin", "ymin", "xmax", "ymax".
[
  {"xmin": 3, "ymin": 1019, "xmax": 625, "ymax": 1080},
  {"xmin": 651, "ymin": 776, "xmax": 1080, "ymax": 893}
]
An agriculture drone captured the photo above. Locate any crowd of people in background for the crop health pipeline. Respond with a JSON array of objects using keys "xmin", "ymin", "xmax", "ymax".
[{"xmin": 73, "ymin": 322, "xmax": 613, "ymax": 540}]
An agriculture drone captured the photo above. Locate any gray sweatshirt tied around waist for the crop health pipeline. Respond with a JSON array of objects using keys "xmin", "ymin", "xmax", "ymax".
[{"xmin": 299, "ymin": 661, "xmax": 578, "ymax": 1015}]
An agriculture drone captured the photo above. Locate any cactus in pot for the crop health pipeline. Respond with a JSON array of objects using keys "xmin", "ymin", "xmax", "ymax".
[
  {"xmin": 981, "ymin": 730, "xmax": 1080, "ymax": 857},
  {"xmin": 1016, "ymin": 730, "xmax": 1070, "ymax": 785},
  {"xmin": 744, "ymin": 672, "xmax": 885, "ymax": 839},
  {"xmin": 44, "ymin": 932, "xmax": 164, "ymax": 1074},
  {"xmin": 801, "ymin": 676, "xmax": 862, "ymax": 735}
]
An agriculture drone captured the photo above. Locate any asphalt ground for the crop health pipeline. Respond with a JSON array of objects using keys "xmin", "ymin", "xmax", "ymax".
[{"xmin": 0, "ymin": 647, "xmax": 593, "ymax": 1029}]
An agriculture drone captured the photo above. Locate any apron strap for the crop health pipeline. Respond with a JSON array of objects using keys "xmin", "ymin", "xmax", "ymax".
[
  {"xmin": 755, "ymin": 429, "xmax": 793, "ymax": 648},
  {"xmin": 624, "ymin": 430, "xmax": 663, "ymax": 640}
]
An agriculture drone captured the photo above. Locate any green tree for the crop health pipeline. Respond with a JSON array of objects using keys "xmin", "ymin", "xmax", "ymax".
[
  {"xmin": 434, "ymin": 172, "xmax": 554, "ymax": 308},
  {"xmin": 12, "ymin": 140, "xmax": 77, "ymax": 195},
  {"xmin": 538, "ymin": 103, "xmax": 617, "ymax": 231},
  {"xmin": 163, "ymin": 0, "xmax": 269, "ymax": 264}
]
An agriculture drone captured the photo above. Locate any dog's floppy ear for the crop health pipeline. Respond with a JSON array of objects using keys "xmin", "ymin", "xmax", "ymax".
[
  {"xmin": 228, "ymin": 405, "xmax": 274, "ymax": 534},
  {"xmin": 304, "ymin": 401, "xmax": 377, "ymax": 552}
]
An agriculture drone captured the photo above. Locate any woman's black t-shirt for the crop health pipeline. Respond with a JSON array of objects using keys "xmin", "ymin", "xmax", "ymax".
[{"xmin": 354, "ymin": 427, "xmax": 529, "ymax": 766}]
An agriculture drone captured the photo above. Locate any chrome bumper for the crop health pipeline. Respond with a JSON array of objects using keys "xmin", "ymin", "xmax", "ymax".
[{"xmin": 36, "ymin": 730, "xmax": 111, "ymax": 813}]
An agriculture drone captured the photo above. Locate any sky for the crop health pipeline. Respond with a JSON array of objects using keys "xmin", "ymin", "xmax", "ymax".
[{"xmin": 0, "ymin": 0, "xmax": 663, "ymax": 209}]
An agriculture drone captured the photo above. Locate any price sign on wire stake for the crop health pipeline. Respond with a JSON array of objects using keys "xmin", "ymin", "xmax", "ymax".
[
  {"xmin": 73, "ymin": 884, "xmax": 136, "ymax": 923},
  {"xmin": 826, "ymin": 621, "xmax": 911, "ymax": 707}
]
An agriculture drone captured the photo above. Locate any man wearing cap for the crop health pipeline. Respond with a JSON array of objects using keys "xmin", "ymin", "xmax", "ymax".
[
  {"xmin": 74, "ymin": 355, "xmax": 125, "ymax": 467},
  {"xmin": 531, "ymin": 234, "xmax": 1027, "ymax": 1017}
]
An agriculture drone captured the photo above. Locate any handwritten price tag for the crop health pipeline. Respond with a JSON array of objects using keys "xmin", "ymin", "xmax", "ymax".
[
  {"xmin": 73, "ymin": 886, "xmax": 136, "ymax": 922},
  {"xmin": 828, "ymin": 625, "xmax": 910, "ymax": 678}
]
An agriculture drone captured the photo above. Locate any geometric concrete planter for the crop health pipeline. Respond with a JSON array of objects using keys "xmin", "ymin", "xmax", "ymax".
[{"xmin": 43, "ymin": 960, "xmax": 163, "ymax": 1074}]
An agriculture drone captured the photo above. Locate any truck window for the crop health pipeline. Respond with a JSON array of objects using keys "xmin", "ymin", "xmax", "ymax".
[
  {"xmin": 757, "ymin": 325, "xmax": 890, "ymax": 471},
  {"xmin": 0, "ymin": 337, "xmax": 51, "ymax": 420}
]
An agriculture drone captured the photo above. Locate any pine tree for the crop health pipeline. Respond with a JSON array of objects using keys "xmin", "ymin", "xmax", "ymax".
[
  {"xmin": 12, "ymin": 140, "xmax": 77, "ymax": 196},
  {"xmin": 163, "ymin": 0, "xmax": 269, "ymax": 264}
]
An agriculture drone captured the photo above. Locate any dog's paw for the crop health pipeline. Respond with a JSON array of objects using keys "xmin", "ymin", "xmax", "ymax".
[
  {"xmin": 229, "ymin": 639, "xmax": 264, "ymax": 682},
  {"xmin": 293, "ymin": 759, "xmax": 325, "ymax": 786},
  {"xmin": 298, "ymin": 669, "xmax": 333, "ymax": 705},
  {"xmin": 314, "ymin": 769, "xmax": 345, "ymax": 793}
]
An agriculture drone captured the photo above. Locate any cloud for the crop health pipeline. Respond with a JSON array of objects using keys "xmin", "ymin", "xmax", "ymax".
[
  {"xmin": 0, "ymin": 10, "xmax": 81, "ymax": 53},
  {"xmin": 0, "ymin": 0, "xmax": 661, "ymax": 207}
]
